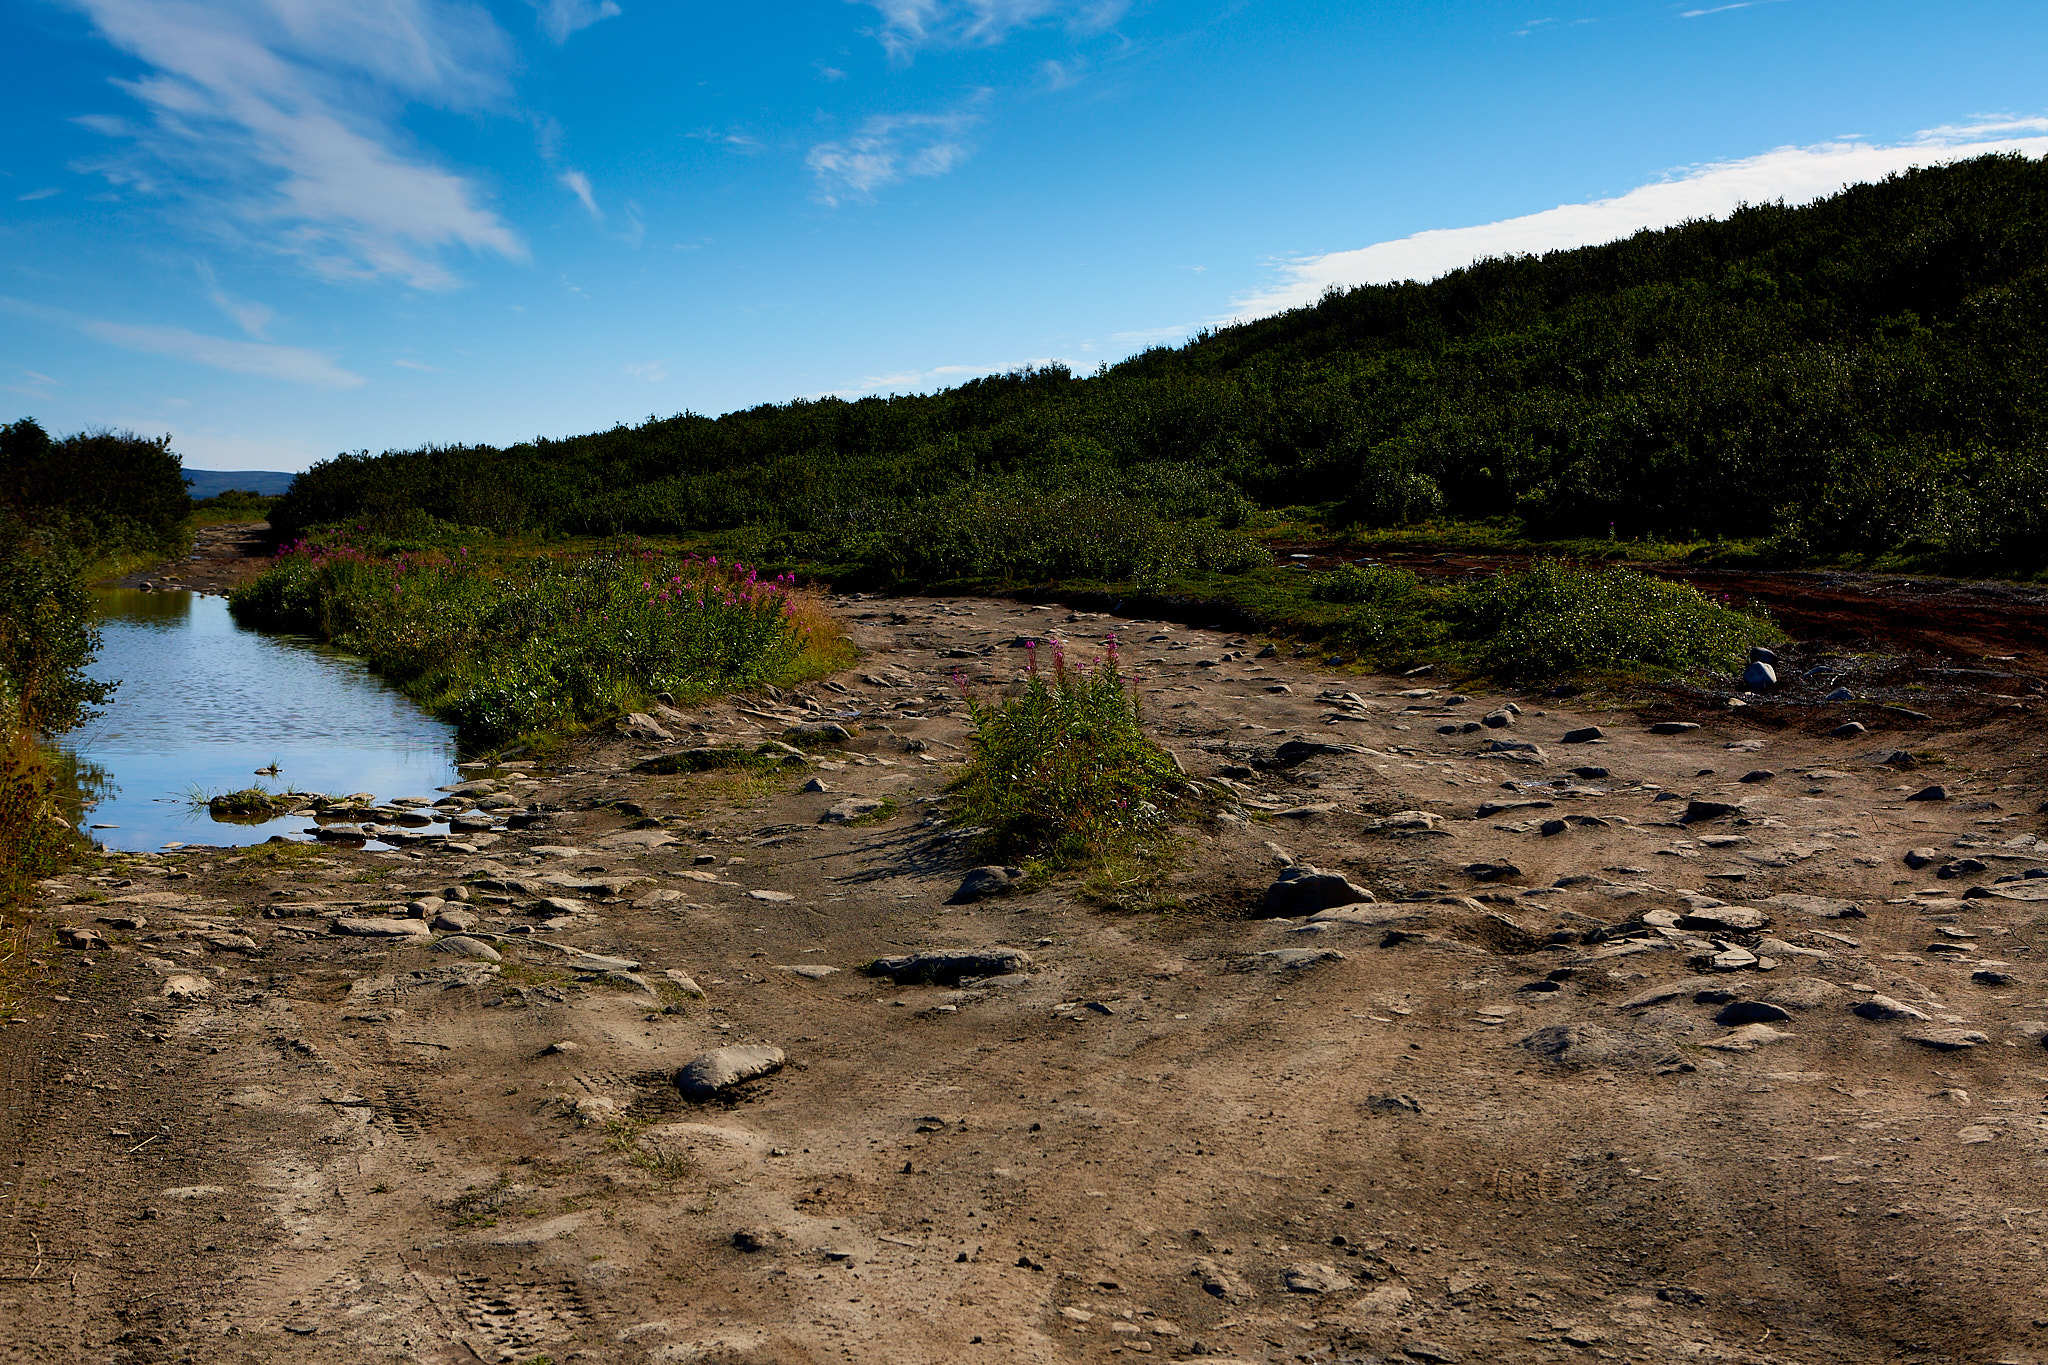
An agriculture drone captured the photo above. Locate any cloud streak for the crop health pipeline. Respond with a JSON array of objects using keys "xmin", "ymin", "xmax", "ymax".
[
  {"xmin": 3, "ymin": 295, "xmax": 364, "ymax": 388},
  {"xmin": 807, "ymin": 101, "xmax": 985, "ymax": 203},
  {"xmin": 859, "ymin": 0, "xmax": 1125, "ymax": 58},
  {"xmin": 1231, "ymin": 121, "xmax": 2048, "ymax": 318},
  {"xmin": 534, "ymin": 0, "xmax": 621, "ymax": 43},
  {"xmin": 66, "ymin": 0, "xmax": 526, "ymax": 290},
  {"xmin": 560, "ymin": 168, "xmax": 601, "ymax": 220}
]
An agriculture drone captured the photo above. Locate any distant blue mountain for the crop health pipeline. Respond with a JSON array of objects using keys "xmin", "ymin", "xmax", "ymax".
[{"xmin": 184, "ymin": 469, "xmax": 297, "ymax": 499}]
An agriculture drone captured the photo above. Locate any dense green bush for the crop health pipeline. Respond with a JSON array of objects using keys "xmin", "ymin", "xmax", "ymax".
[
  {"xmin": 231, "ymin": 542, "xmax": 850, "ymax": 743},
  {"xmin": 1455, "ymin": 562, "xmax": 1774, "ymax": 682},
  {"xmin": 1, "ymin": 418, "xmax": 189, "ymax": 562},
  {"xmin": 954, "ymin": 640, "xmax": 1186, "ymax": 864},
  {"xmin": 1309, "ymin": 563, "xmax": 1423, "ymax": 605}
]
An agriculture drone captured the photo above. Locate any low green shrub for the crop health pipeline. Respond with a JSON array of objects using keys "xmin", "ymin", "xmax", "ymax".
[
  {"xmin": 1308, "ymin": 562, "xmax": 1423, "ymax": 606},
  {"xmin": 1454, "ymin": 561, "xmax": 1773, "ymax": 682},
  {"xmin": 953, "ymin": 639, "xmax": 1186, "ymax": 864},
  {"xmin": 231, "ymin": 542, "xmax": 851, "ymax": 744}
]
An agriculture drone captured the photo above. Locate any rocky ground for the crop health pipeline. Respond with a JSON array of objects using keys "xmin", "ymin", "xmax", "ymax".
[
  {"xmin": 116, "ymin": 522, "xmax": 272, "ymax": 595},
  {"xmin": 7, "ymin": 593, "xmax": 2048, "ymax": 1364}
]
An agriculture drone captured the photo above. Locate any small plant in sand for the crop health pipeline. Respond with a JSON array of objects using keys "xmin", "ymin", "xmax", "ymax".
[{"xmin": 953, "ymin": 637, "xmax": 1185, "ymax": 865}]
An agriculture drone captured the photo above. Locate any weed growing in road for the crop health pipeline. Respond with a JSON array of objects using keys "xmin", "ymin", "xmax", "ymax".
[{"xmin": 954, "ymin": 637, "xmax": 1186, "ymax": 866}]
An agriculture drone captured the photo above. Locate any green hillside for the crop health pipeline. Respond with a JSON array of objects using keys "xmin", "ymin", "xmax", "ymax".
[{"xmin": 275, "ymin": 152, "xmax": 2048, "ymax": 573}]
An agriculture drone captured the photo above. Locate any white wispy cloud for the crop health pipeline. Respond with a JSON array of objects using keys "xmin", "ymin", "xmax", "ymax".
[
  {"xmin": 624, "ymin": 360, "xmax": 666, "ymax": 382},
  {"xmin": 2, "ymin": 296, "xmax": 363, "ymax": 388},
  {"xmin": 65, "ymin": 0, "xmax": 526, "ymax": 290},
  {"xmin": 392, "ymin": 357, "xmax": 438, "ymax": 371},
  {"xmin": 807, "ymin": 101, "xmax": 984, "ymax": 203},
  {"xmin": 534, "ymin": 0, "xmax": 621, "ymax": 43},
  {"xmin": 859, "ymin": 0, "xmax": 1125, "ymax": 58},
  {"xmin": 1230, "ymin": 120, "xmax": 2048, "ymax": 319},
  {"xmin": 16, "ymin": 187, "xmax": 62, "ymax": 202},
  {"xmin": 1680, "ymin": 0, "xmax": 1786, "ymax": 16},
  {"xmin": 559, "ymin": 168, "xmax": 601, "ymax": 220},
  {"xmin": 197, "ymin": 262, "xmax": 273, "ymax": 338}
]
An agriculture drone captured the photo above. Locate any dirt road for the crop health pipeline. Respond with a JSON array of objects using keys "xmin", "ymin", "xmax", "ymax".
[
  {"xmin": 117, "ymin": 522, "xmax": 272, "ymax": 596},
  {"xmin": 8, "ymin": 595, "xmax": 2048, "ymax": 1363}
]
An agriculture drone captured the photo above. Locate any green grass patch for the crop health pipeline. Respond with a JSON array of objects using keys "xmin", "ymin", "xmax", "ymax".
[
  {"xmin": 954, "ymin": 642, "xmax": 1188, "ymax": 866},
  {"xmin": 229, "ymin": 541, "xmax": 854, "ymax": 745}
]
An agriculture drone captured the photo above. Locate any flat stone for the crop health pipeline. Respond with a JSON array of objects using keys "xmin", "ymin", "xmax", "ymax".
[
  {"xmin": 432, "ymin": 935, "xmax": 502, "ymax": 962},
  {"xmin": 1903, "ymin": 1027, "xmax": 1987, "ymax": 1052},
  {"xmin": 431, "ymin": 909, "xmax": 477, "ymax": 932},
  {"xmin": 1476, "ymin": 799, "xmax": 1553, "ymax": 819},
  {"xmin": 1904, "ymin": 848, "xmax": 1940, "ymax": 870},
  {"xmin": 1715, "ymin": 1000, "xmax": 1792, "ymax": 1026},
  {"xmin": 1906, "ymin": 785, "xmax": 1949, "ymax": 803},
  {"xmin": 1281, "ymin": 1263, "xmax": 1355, "ymax": 1294},
  {"xmin": 1559, "ymin": 726, "xmax": 1604, "ymax": 744},
  {"xmin": 865, "ymin": 948, "xmax": 1034, "ymax": 985},
  {"xmin": 331, "ymin": 917, "xmax": 430, "ymax": 938},
  {"xmin": 1681, "ymin": 799, "xmax": 1743, "ymax": 824},
  {"xmin": 1679, "ymin": 906, "xmax": 1768, "ymax": 933},
  {"xmin": 1247, "ymin": 947, "xmax": 1346, "ymax": 971},
  {"xmin": 778, "ymin": 964, "xmax": 838, "ymax": 980},
  {"xmin": 821, "ymin": 798, "xmax": 886, "ymax": 824},
  {"xmin": 1190, "ymin": 1257, "xmax": 1250, "ymax": 1301},
  {"xmin": 676, "ymin": 1044, "xmax": 786, "ymax": 1099},
  {"xmin": 1852, "ymin": 994, "xmax": 1929, "ymax": 1022},
  {"xmin": 950, "ymin": 865, "xmax": 1024, "ymax": 904},
  {"xmin": 1648, "ymin": 722, "xmax": 1701, "ymax": 735},
  {"xmin": 161, "ymin": 974, "xmax": 212, "ymax": 1001}
]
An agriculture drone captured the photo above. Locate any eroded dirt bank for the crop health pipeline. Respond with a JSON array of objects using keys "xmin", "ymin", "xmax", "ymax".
[{"xmin": 7, "ymin": 595, "xmax": 2048, "ymax": 1364}]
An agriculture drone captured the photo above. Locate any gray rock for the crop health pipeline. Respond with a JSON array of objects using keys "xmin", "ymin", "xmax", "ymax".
[
  {"xmin": 1462, "ymin": 861, "xmax": 1522, "ymax": 883},
  {"xmin": 1937, "ymin": 857, "xmax": 1988, "ymax": 880},
  {"xmin": 1760, "ymin": 977, "xmax": 1843, "ymax": 1011},
  {"xmin": 675, "ymin": 1043, "xmax": 786, "ymax": 1099},
  {"xmin": 161, "ymin": 974, "xmax": 212, "ymax": 1002},
  {"xmin": 821, "ymin": 797, "xmax": 886, "ymax": 824},
  {"xmin": 432, "ymin": 935, "xmax": 501, "ymax": 962},
  {"xmin": 1677, "ymin": 906, "xmax": 1767, "ymax": 932},
  {"xmin": 1903, "ymin": 1027, "xmax": 1987, "ymax": 1052},
  {"xmin": 1749, "ymin": 646, "xmax": 1777, "ymax": 665},
  {"xmin": 1714, "ymin": 1000, "xmax": 1792, "ymax": 1026},
  {"xmin": 1260, "ymin": 866, "xmax": 1374, "ymax": 916},
  {"xmin": 1738, "ymin": 769, "xmax": 1775, "ymax": 783},
  {"xmin": 1742, "ymin": 661, "xmax": 1777, "ymax": 689},
  {"xmin": 784, "ymin": 721, "xmax": 853, "ymax": 746},
  {"xmin": 800, "ymin": 777, "xmax": 831, "ymax": 793},
  {"xmin": 618, "ymin": 712, "xmax": 674, "ymax": 742},
  {"xmin": 1190, "ymin": 1257, "xmax": 1250, "ymax": 1301},
  {"xmin": 1830, "ymin": 721, "xmax": 1868, "ymax": 738},
  {"xmin": 331, "ymin": 916, "xmax": 430, "ymax": 938},
  {"xmin": 1906, "ymin": 784, "xmax": 1949, "ymax": 802},
  {"xmin": 431, "ymin": 908, "xmax": 477, "ymax": 932},
  {"xmin": 1476, "ymin": 798, "xmax": 1553, "ymax": 819},
  {"xmin": 1680, "ymin": 798, "xmax": 1742, "ymax": 824},
  {"xmin": 1852, "ymin": 994, "xmax": 1929, "ymax": 1022},
  {"xmin": 1971, "ymin": 968, "xmax": 2016, "ymax": 987},
  {"xmin": 949, "ymin": 865, "xmax": 1024, "ymax": 904},
  {"xmin": 1559, "ymin": 726, "xmax": 1605, "ymax": 744},
  {"xmin": 1648, "ymin": 721, "xmax": 1701, "ymax": 735},
  {"xmin": 1481, "ymin": 709, "xmax": 1514, "ymax": 729},
  {"xmin": 865, "ymin": 947, "xmax": 1034, "ymax": 985},
  {"xmin": 1904, "ymin": 847, "xmax": 1939, "ymax": 870},
  {"xmin": 1269, "ymin": 739, "xmax": 1364, "ymax": 768},
  {"xmin": 1822, "ymin": 686, "xmax": 1854, "ymax": 702},
  {"xmin": 1518, "ymin": 1021, "xmax": 1624, "ymax": 1069},
  {"xmin": 1247, "ymin": 947, "xmax": 1346, "ymax": 972},
  {"xmin": 1282, "ymin": 1263, "xmax": 1355, "ymax": 1294},
  {"xmin": 662, "ymin": 968, "xmax": 706, "ymax": 999}
]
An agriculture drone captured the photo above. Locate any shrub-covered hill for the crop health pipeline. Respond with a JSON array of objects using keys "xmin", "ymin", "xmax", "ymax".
[{"xmin": 276, "ymin": 152, "xmax": 2048, "ymax": 568}]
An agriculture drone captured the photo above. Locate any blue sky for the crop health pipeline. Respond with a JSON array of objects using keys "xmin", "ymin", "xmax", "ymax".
[{"xmin": 3, "ymin": 0, "xmax": 2046, "ymax": 472}]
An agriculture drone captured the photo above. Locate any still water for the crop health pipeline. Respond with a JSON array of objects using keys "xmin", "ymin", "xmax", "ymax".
[{"xmin": 58, "ymin": 590, "xmax": 460, "ymax": 851}]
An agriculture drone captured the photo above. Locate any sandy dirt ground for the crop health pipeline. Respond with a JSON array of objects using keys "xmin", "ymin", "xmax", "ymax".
[{"xmin": 8, "ymin": 593, "xmax": 2048, "ymax": 1364}]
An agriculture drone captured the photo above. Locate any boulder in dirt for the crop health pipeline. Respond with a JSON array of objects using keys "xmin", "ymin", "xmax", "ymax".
[
  {"xmin": 1680, "ymin": 798, "xmax": 1742, "ymax": 824},
  {"xmin": 1648, "ymin": 721, "xmax": 1701, "ymax": 735},
  {"xmin": 1559, "ymin": 726, "xmax": 1605, "ymax": 744},
  {"xmin": 1742, "ymin": 661, "xmax": 1777, "ymax": 689},
  {"xmin": 949, "ymin": 865, "xmax": 1024, "ymax": 904},
  {"xmin": 1259, "ymin": 865, "xmax": 1373, "ymax": 916},
  {"xmin": 617, "ymin": 712, "xmax": 674, "ymax": 743},
  {"xmin": 1518, "ymin": 1021, "xmax": 1626, "ymax": 1069},
  {"xmin": 783, "ymin": 721, "xmax": 852, "ymax": 747},
  {"xmin": 331, "ymin": 916, "xmax": 430, "ymax": 938},
  {"xmin": 1190, "ymin": 1257, "xmax": 1250, "ymax": 1301},
  {"xmin": 864, "ymin": 947, "xmax": 1034, "ymax": 985},
  {"xmin": 676, "ymin": 1044, "xmax": 786, "ymax": 1100},
  {"xmin": 432, "ymin": 935, "xmax": 501, "ymax": 962},
  {"xmin": 1905, "ymin": 784, "xmax": 1949, "ymax": 802},
  {"xmin": 1830, "ymin": 721, "xmax": 1868, "ymax": 738},
  {"xmin": 1903, "ymin": 1027, "xmax": 1987, "ymax": 1051},
  {"xmin": 1851, "ymin": 994, "xmax": 1929, "ymax": 1022},
  {"xmin": 1267, "ymin": 739, "xmax": 1363, "ymax": 768},
  {"xmin": 1714, "ymin": 1000, "xmax": 1792, "ymax": 1026},
  {"xmin": 821, "ymin": 797, "xmax": 886, "ymax": 824},
  {"xmin": 1462, "ymin": 861, "xmax": 1523, "ymax": 883},
  {"xmin": 1677, "ymin": 906, "xmax": 1767, "ymax": 932},
  {"xmin": 1282, "ymin": 1263, "xmax": 1355, "ymax": 1294}
]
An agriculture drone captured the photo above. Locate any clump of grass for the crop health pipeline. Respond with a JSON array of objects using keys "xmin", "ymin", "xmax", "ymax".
[
  {"xmin": 953, "ymin": 637, "xmax": 1186, "ymax": 866},
  {"xmin": 1308, "ymin": 562, "xmax": 1422, "ymax": 606},
  {"xmin": 1455, "ymin": 561, "xmax": 1775, "ymax": 683},
  {"xmin": 230, "ymin": 542, "xmax": 853, "ymax": 744},
  {"xmin": 601, "ymin": 1118, "xmax": 691, "ymax": 1180}
]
